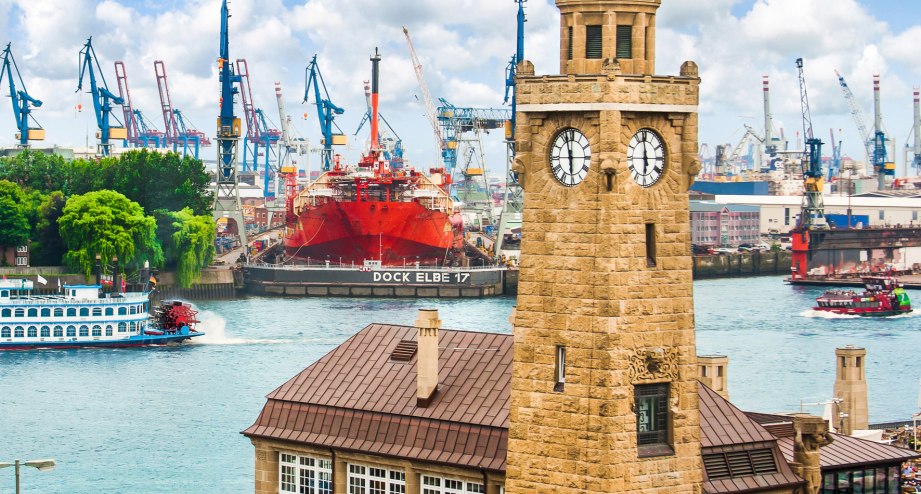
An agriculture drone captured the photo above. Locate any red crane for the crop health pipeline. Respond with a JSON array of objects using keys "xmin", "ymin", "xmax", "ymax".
[
  {"xmin": 154, "ymin": 60, "xmax": 210, "ymax": 159},
  {"xmin": 114, "ymin": 61, "xmax": 164, "ymax": 148}
]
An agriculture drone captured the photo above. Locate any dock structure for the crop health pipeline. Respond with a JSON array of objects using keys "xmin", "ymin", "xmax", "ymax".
[{"xmin": 242, "ymin": 264, "xmax": 508, "ymax": 298}]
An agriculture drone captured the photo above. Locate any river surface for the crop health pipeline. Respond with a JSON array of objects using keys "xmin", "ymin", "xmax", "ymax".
[{"xmin": 1, "ymin": 275, "xmax": 919, "ymax": 493}]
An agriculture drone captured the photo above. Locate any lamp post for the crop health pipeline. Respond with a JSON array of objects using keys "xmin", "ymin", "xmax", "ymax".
[{"xmin": 0, "ymin": 459, "xmax": 56, "ymax": 494}]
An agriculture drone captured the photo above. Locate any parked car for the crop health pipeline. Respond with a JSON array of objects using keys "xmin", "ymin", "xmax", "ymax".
[
  {"xmin": 714, "ymin": 247, "xmax": 736, "ymax": 255},
  {"xmin": 692, "ymin": 244, "xmax": 711, "ymax": 255}
]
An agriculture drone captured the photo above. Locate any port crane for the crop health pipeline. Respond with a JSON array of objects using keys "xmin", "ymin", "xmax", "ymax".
[
  {"xmin": 834, "ymin": 69, "xmax": 891, "ymax": 185},
  {"xmin": 236, "ymin": 58, "xmax": 282, "ymax": 196},
  {"xmin": 0, "ymin": 43, "xmax": 44, "ymax": 147},
  {"xmin": 76, "ymin": 37, "xmax": 127, "ymax": 156},
  {"xmin": 795, "ymin": 58, "xmax": 826, "ymax": 229},
  {"xmin": 494, "ymin": 0, "xmax": 527, "ymax": 260},
  {"xmin": 114, "ymin": 61, "xmax": 164, "ymax": 148},
  {"xmin": 154, "ymin": 60, "xmax": 211, "ymax": 159},
  {"xmin": 828, "ymin": 128, "xmax": 842, "ymax": 182},
  {"xmin": 274, "ymin": 81, "xmax": 309, "ymax": 225},
  {"xmin": 212, "ymin": 0, "xmax": 247, "ymax": 251},
  {"xmin": 304, "ymin": 55, "xmax": 345, "ymax": 172},
  {"xmin": 403, "ymin": 26, "xmax": 446, "ymax": 167}
]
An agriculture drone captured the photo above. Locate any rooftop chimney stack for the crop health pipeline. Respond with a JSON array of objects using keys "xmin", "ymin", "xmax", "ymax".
[
  {"xmin": 833, "ymin": 345, "xmax": 868, "ymax": 435},
  {"xmin": 697, "ymin": 354, "xmax": 729, "ymax": 400},
  {"xmin": 416, "ymin": 308, "xmax": 441, "ymax": 408}
]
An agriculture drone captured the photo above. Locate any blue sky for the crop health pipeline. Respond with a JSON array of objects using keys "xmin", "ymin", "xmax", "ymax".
[{"xmin": 1, "ymin": 0, "xmax": 920, "ymax": 177}]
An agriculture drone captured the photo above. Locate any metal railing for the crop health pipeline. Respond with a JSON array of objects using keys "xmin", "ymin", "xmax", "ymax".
[{"xmin": 243, "ymin": 261, "xmax": 507, "ymax": 272}]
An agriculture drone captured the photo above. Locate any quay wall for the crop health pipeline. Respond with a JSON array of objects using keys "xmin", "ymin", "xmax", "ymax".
[{"xmin": 692, "ymin": 251, "xmax": 792, "ymax": 278}]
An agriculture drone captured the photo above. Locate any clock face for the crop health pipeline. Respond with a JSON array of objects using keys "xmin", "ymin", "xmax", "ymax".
[
  {"xmin": 627, "ymin": 129, "xmax": 666, "ymax": 188},
  {"xmin": 549, "ymin": 128, "xmax": 591, "ymax": 187}
]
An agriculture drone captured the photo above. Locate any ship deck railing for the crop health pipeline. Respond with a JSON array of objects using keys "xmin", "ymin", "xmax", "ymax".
[
  {"xmin": 1, "ymin": 293, "xmax": 149, "ymax": 305},
  {"xmin": 244, "ymin": 262, "xmax": 507, "ymax": 272}
]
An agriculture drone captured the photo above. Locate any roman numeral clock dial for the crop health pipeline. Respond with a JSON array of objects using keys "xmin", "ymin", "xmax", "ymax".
[
  {"xmin": 628, "ymin": 129, "xmax": 666, "ymax": 188},
  {"xmin": 549, "ymin": 128, "xmax": 591, "ymax": 187}
]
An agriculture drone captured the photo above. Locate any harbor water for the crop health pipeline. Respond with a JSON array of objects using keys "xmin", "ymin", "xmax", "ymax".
[{"xmin": 2, "ymin": 275, "xmax": 920, "ymax": 493}]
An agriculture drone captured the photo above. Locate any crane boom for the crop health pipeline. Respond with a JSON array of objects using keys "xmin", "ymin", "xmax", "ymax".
[
  {"xmin": 795, "ymin": 58, "xmax": 826, "ymax": 230},
  {"xmin": 304, "ymin": 55, "xmax": 345, "ymax": 171},
  {"xmin": 834, "ymin": 69, "xmax": 874, "ymax": 164},
  {"xmin": 76, "ymin": 37, "xmax": 126, "ymax": 156},
  {"xmin": 402, "ymin": 26, "xmax": 444, "ymax": 166},
  {"xmin": 0, "ymin": 43, "xmax": 44, "ymax": 147}
]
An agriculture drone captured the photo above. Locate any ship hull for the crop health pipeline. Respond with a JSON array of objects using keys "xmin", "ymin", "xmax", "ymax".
[
  {"xmin": 285, "ymin": 201, "xmax": 456, "ymax": 266},
  {"xmin": 790, "ymin": 226, "xmax": 921, "ymax": 280},
  {"xmin": 0, "ymin": 331, "xmax": 204, "ymax": 350}
]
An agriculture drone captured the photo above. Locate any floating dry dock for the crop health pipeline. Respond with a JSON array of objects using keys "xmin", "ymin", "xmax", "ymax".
[{"xmin": 242, "ymin": 263, "xmax": 511, "ymax": 297}]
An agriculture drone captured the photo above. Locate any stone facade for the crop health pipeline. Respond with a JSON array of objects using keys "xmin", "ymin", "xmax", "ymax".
[
  {"xmin": 833, "ymin": 346, "xmax": 869, "ymax": 434},
  {"xmin": 506, "ymin": 1, "xmax": 703, "ymax": 492},
  {"xmin": 250, "ymin": 438, "xmax": 506, "ymax": 494}
]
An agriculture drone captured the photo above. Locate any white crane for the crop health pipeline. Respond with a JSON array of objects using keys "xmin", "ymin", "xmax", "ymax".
[{"xmin": 402, "ymin": 26, "xmax": 444, "ymax": 167}]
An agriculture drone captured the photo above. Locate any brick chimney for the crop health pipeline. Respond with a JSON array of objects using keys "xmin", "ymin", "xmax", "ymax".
[
  {"xmin": 791, "ymin": 414, "xmax": 833, "ymax": 494},
  {"xmin": 416, "ymin": 309, "xmax": 441, "ymax": 408}
]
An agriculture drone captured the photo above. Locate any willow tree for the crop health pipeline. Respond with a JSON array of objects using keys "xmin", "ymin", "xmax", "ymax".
[
  {"xmin": 58, "ymin": 190, "xmax": 163, "ymax": 277},
  {"xmin": 160, "ymin": 208, "xmax": 216, "ymax": 288}
]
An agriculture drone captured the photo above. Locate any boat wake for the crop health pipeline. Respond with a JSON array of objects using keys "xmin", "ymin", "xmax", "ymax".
[
  {"xmin": 800, "ymin": 310, "xmax": 860, "ymax": 319},
  {"xmin": 800, "ymin": 309, "xmax": 921, "ymax": 320},
  {"xmin": 194, "ymin": 310, "xmax": 289, "ymax": 345}
]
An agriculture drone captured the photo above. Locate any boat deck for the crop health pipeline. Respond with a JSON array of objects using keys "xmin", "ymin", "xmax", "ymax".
[{"xmin": 788, "ymin": 274, "xmax": 921, "ymax": 289}]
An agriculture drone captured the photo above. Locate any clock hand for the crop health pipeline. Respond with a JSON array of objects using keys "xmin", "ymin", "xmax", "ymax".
[
  {"xmin": 568, "ymin": 137, "xmax": 574, "ymax": 176},
  {"xmin": 642, "ymin": 142, "xmax": 649, "ymax": 175}
]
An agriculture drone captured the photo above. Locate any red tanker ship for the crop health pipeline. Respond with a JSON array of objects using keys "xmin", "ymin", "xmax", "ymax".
[{"xmin": 284, "ymin": 50, "xmax": 463, "ymax": 266}]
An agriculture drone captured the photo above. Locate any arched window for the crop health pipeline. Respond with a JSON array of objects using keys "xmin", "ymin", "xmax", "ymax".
[
  {"xmin": 14, "ymin": 326, "xmax": 24, "ymax": 338},
  {"xmin": 14, "ymin": 308, "xmax": 24, "ymax": 317},
  {"xmin": 118, "ymin": 322, "xmax": 127, "ymax": 333},
  {"xmin": 92, "ymin": 307, "xmax": 102, "ymax": 317},
  {"xmin": 79, "ymin": 308, "xmax": 89, "ymax": 317},
  {"xmin": 27, "ymin": 326, "xmax": 37, "ymax": 338},
  {"xmin": 27, "ymin": 308, "xmax": 37, "ymax": 318},
  {"xmin": 66, "ymin": 326, "xmax": 76, "ymax": 337},
  {"xmin": 54, "ymin": 308, "xmax": 63, "ymax": 317},
  {"xmin": 66, "ymin": 308, "xmax": 76, "ymax": 317},
  {"xmin": 0, "ymin": 308, "xmax": 9, "ymax": 318},
  {"xmin": 105, "ymin": 325, "xmax": 113, "ymax": 336},
  {"xmin": 105, "ymin": 308, "xmax": 113, "ymax": 316},
  {"xmin": 1, "ymin": 327, "xmax": 9, "ymax": 338},
  {"xmin": 118, "ymin": 307, "xmax": 127, "ymax": 316},
  {"xmin": 79, "ymin": 325, "xmax": 89, "ymax": 337},
  {"xmin": 129, "ymin": 306, "xmax": 136, "ymax": 315},
  {"xmin": 91, "ymin": 325, "xmax": 102, "ymax": 337},
  {"xmin": 40, "ymin": 326, "xmax": 50, "ymax": 338},
  {"xmin": 40, "ymin": 308, "xmax": 51, "ymax": 318},
  {"xmin": 53, "ymin": 326, "xmax": 63, "ymax": 337}
]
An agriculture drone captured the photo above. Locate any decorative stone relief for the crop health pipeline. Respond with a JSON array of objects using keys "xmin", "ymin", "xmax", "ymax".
[{"xmin": 630, "ymin": 348, "xmax": 679, "ymax": 382}]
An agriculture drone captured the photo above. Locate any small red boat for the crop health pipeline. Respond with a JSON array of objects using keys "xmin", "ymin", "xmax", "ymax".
[{"xmin": 814, "ymin": 276, "xmax": 912, "ymax": 317}]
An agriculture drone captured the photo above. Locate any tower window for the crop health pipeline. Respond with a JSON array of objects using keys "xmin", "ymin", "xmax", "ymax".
[
  {"xmin": 855, "ymin": 356, "xmax": 861, "ymax": 368},
  {"xmin": 646, "ymin": 223, "xmax": 657, "ymax": 267},
  {"xmin": 567, "ymin": 26, "xmax": 573, "ymax": 60},
  {"xmin": 554, "ymin": 345, "xmax": 566, "ymax": 392},
  {"xmin": 585, "ymin": 25, "xmax": 602, "ymax": 59},
  {"xmin": 616, "ymin": 25, "xmax": 633, "ymax": 59},
  {"xmin": 636, "ymin": 383, "xmax": 671, "ymax": 456}
]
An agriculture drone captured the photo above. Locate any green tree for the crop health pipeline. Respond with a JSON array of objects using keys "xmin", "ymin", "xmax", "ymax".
[
  {"xmin": 158, "ymin": 208, "xmax": 216, "ymax": 288},
  {"xmin": 0, "ymin": 150, "xmax": 69, "ymax": 192},
  {"xmin": 111, "ymin": 150, "xmax": 213, "ymax": 215},
  {"xmin": 0, "ymin": 180, "xmax": 30, "ymax": 250},
  {"xmin": 30, "ymin": 191, "xmax": 67, "ymax": 266},
  {"xmin": 58, "ymin": 190, "xmax": 163, "ymax": 277}
]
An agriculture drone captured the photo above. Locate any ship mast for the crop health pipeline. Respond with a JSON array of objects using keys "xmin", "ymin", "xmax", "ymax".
[{"xmin": 369, "ymin": 48, "xmax": 382, "ymax": 174}]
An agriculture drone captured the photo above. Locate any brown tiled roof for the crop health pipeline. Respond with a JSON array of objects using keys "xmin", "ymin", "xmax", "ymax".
[
  {"xmin": 699, "ymin": 383, "xmax": 805, "ymax": 494},
  {"xmin": 776, "ymin": 432, "xmax": 921, "ymax": 469},
  {"xmin": 243, "ymin": 324, "xmax": 511, "ymax": 472}
]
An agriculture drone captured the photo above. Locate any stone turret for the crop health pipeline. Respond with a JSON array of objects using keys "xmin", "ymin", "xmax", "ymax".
[
  {"xmin": 557, "ymin": 0, "xmax": 660, "ymax": 75},
  {"xmin": 833, "ymin": 346, "xmax": 868, "ymax": 434}
]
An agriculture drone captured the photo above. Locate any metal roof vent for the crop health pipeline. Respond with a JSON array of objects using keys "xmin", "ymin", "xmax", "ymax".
[{"xmin": 390, "ymin": 340, "xmax": 417, "ymax": 362}]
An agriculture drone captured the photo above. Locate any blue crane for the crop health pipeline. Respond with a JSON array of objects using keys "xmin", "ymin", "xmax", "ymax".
[
  {"xmin": 503, "ymin": 0, "xmax": 526, "ymax": 139},
  {"xmin": 76, "ymin": 37, "xmax": 127, "ymax": 156},
  {"xmin": 304, "ymin": 55, "xmax": 345, "ymax": 171},
  {"xmin": 0, "ymin": 43, "xmax": 44, "ymax": 147},
  {"xmin": 795, "ymin": 58, "xmax": 826, "ymax": 229},
  {"xmin": 437, "ymin": 98, "xmax": 511, "ymax": 179}
]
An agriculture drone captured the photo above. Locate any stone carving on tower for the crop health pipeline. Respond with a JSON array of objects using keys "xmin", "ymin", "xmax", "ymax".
[{"xmin": 505, "ymin": 0, "xmax": 704, "ymax": 492}]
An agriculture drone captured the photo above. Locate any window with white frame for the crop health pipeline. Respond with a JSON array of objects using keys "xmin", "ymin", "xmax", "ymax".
[
  {"xmin": 348, "ymin": 463, "xmax": 405, "ymax": 494},
  {"xmin": 16, "ymin": 245, "xmax": 27, "ymax": 253},
  {"xmin": 421, "ymin": 475, "xmax": 485, "ymax": 494},
  {"xmin": 279, "ymin": 452, "xmax": 332, "ymax": 494},
  {"xmin": 15, "ymin": 257, "xmax": 27, "ymax": 266}
]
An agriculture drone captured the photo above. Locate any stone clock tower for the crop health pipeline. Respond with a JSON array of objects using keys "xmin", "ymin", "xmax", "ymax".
[{"xmin": 506, "ymin": 0, "xmax": 703, "ymax": 492}]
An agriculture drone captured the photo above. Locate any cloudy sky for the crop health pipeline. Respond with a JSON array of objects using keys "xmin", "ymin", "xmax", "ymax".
[{"xmin": 1, "ymin": 0, "xmax": 920, "ymax": 176}]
